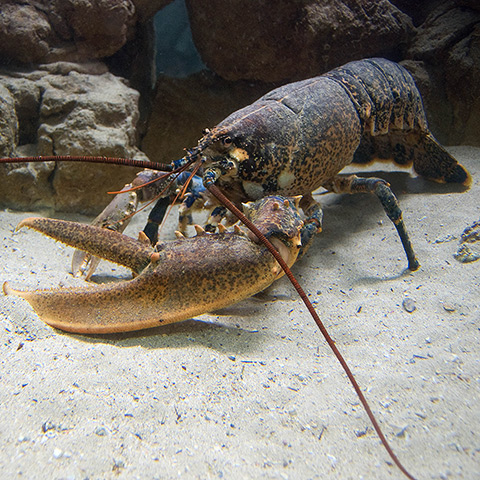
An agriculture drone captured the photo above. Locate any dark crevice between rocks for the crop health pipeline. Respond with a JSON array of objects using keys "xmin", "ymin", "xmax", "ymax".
[{"xmin": 16, "ymin": 90, "xmax": 42, "ymax": 149}]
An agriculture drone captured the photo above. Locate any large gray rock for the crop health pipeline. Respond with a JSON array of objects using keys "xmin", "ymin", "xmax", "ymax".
[{"xmin": 0, "ymin": 66, "xmax": 147, "ymax": 213}]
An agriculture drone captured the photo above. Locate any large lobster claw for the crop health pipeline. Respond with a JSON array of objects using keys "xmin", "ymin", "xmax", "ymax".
[{"xmin": 4, "ymin": 196, "xmax": 303, "ymax": 334}]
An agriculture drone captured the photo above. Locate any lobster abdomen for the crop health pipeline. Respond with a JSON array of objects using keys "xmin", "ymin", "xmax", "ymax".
[
  {"xmin": 326, "ymin": 58, "xmax": 428, "ymax": 136},
  {"xmin": 326, "ymin": 58, "xmax": 470, "ymax": 185}
]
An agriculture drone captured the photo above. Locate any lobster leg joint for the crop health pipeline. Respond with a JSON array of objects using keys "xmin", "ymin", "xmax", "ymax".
[{"xmin": 330, "ymin": 174, "xmax": 420, "ymax": 271}]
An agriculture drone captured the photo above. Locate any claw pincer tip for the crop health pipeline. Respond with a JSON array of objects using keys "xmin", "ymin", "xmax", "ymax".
[{"xmin": 3, "ymin": 281, "xmax": 12, "ymax": 296}]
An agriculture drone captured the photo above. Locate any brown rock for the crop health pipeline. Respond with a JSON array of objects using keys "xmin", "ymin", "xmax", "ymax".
[
  {"xmin": 0, "ymin": 0, "xmax": 137, "ymax": 65},
  {"xmin": 406, "ymin": 2, "xmax": 480, "ymax": 145},
  {"xmin": 186, "ymin": 0, "xmax": 413, "ymax": 82},
  {"xmin": 0, "ymin": 3, "xmax": 52, "ymax": 64},
  {"xmin": 50, "ymin": 0, "xmax": 137, "ymax": 59},
  {"xmin": 444, "ymin": 26, "xmax": 480, "ymax": 145}
]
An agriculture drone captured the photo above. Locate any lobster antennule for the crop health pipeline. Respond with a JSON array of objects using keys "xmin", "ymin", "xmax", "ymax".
[{"xmin": 172, "ymin": 126, "xmax": 229, "ymax": 170}]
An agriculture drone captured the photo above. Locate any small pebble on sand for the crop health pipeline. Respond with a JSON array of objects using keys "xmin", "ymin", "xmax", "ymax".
[{"xmin": 402, "ymin": 298, "xmax": 416, "ymax": 313}]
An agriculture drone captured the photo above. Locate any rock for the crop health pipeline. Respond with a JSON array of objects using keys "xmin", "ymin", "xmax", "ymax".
[
  {"xmin": 454, "ymin": 220, "xmax": 480, "ymax": 263},
  {"xmin": 0, "ymin": 85, "xmax": 54, "ymax": 211},
  {"xmin": 94, "ymin": 426, "xmax": 109, "ymax": 436},
  {"xmin": 0, "ymin": 3, "xmax": 51, "ymax": 64},
  {"xmin": 0, "ymin": 0, "xmax": 137, "ymax": 65},
  {"xmin": 142, "ymin": 70, "xmax": 272, "ymax": 163},
  {"xmin": 186, "ymin": 0, "xmax": 413, "ymax": 82},
  {"xmin": 405, "ymin": 1, "xmax": 480, "ymax": 145},
  {"xmin": 52, "ymin": 0, "xmax": 136, "ymax": 58},
  {"xmin": 443, "ymin": 303, "xmax": 456, "ymax": 312},
  {"xmin": 52, "ymin": 448, "xmax": 63, "ymax": 459},
  {"xmin": 0, "ymin": 0, "xmax": 157, "ymax": 124},
  {"xmin": 38, "ymin": 61, "xmax": 110, "ymax": 76},
  {"xmin": 0, "ymin": 84, "xmax": 17, "ymax": 157},
  {"xmin": 0, "ymin": 69, "xmax": 147, "ymax": 213},
  {"xmin": 402, "ymin": 298, "xmax": 416, "ymax": 313}
]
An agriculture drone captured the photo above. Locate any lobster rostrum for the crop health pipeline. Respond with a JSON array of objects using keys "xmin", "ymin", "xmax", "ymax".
[{"xmin": 0, "ymin": 58, "xmax": 472, "ymax": 480}]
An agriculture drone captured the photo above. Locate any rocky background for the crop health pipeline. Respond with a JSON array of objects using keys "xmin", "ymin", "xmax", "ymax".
[{"xmin": 0, "ymin": 0, "xmax": 478, "ymax": 213}]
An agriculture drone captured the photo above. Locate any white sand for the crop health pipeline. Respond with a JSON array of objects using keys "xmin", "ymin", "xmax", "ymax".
[{"xmin": 0, "ymin": 146, "xmax": 478, "ymax": 479}]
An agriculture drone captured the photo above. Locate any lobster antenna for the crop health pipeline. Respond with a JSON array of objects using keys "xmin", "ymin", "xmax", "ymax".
[
  {"xmin": 206, "ymin": 182, "xmax": 417, "ymax": 480},
  {"xmin": 0, "ymin": 155, "xmax": 173, "ymax": 171}
]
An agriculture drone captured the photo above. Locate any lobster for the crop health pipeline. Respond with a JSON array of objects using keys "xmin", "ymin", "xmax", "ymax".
[
  {"xmin": 0, "ymin": 58, "xmax": 472, "ymax": 479},
  {"xmin": 167, "ymin": 58, "xmax": 469, "ymax": 270},
  {"xmin": 72, "ymin": 58, "xmax": 470, "ymax": 274}
]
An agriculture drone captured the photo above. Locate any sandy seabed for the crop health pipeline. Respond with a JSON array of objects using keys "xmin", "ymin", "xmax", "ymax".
[{"xmin": 0, "ymin": 146, "xmax": 478, "ymax": 479}]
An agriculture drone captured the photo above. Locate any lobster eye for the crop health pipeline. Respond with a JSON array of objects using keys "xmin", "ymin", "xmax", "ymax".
[{"xmin": 222, "ymin": 136, "xmax": 233, "ymax": 146}]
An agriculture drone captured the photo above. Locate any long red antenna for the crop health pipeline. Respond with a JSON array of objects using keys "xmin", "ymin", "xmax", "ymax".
[
  {"xmin": 0, "ymin": 155, "xmax": 172, "ymax": 171},
  {"xmin": 206, "ymin": 183, "xmax": 417, "ymax": 480}
]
